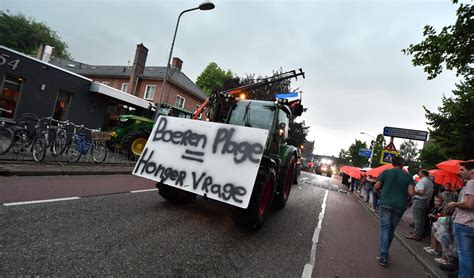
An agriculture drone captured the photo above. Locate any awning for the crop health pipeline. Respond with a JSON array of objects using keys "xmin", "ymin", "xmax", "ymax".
[{"xmin": 89, "ymin": 83, "xmax": 155, "ymax": 109}]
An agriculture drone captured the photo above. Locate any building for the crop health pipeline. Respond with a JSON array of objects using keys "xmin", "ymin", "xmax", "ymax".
[
  {"xmin": 0, "ymin": 44, "xmax": 207, "ymax": 130},
  {"xmin": 50, "ymin": 44, "xmax": 207, "ymax": 113}
]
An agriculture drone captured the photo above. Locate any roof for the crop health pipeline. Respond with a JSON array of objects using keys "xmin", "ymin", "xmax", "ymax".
[
  {"xmin": 0, "ymin": 46, "xmax": 91, "ymax": 82},
  {"xmin": 50, "ymin": 57, "xmax": 207, "ymax": 101},
  {"xmin": 90, "ymin": 83, "xmax": 154, "ymax": 110}
]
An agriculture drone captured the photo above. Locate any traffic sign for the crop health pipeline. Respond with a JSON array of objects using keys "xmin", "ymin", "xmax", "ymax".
[
  {"xmin": 358, "ymin": 149, "xmax": 372, "ymax": 158},
  {"xmin": 383, "ymin": 126, "xmax": 428, "ymax": 141},
  {"xmin": 380, "ymin": 150, "xmax": 399, "ymax": 165}
]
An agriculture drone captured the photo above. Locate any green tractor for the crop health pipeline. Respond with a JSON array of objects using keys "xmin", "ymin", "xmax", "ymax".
[
  {"xmin": 109, "ymin": 104, "xmax": 193, "ymax": 158},
  {"xmin": 157, "ymin": 69, "xmax": 306, "ymax": 229}
]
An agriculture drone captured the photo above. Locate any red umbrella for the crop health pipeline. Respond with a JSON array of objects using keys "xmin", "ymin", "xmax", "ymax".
[
  {"xmin": 366, "ymin": 164, "xmax": 393, "ymax": 178},
  {"xmin": 366, "ymin": 164, "xmax": 409, "ymax": 178},
  {"xmin": 429, "ymin": 169, "xmax": 463, "ymax": 190},
  {"xmin": 436, "ymin": 160, "xmax": 464, "ymax": 174},
  {"xmin": 340, "ymin": 165, "xmax": 362, "ymax": 179}
]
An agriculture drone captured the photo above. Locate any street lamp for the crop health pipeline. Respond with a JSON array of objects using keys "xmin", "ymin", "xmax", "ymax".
[
  {"xmin": 360, "ymin": 131, "xmax": 376, "ymax": 168},
  {"xmin": 155, "ymin": 2, "xmax": 215, "ymax": 118}
]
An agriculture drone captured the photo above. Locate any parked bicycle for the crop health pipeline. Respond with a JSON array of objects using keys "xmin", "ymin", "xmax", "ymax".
[
  {"xmin": 0, "ymin": 108, "xmax": 13, "ymax": 155},
  {"xmin": 65, "ymin": 124, "xmax": 108, "ymax": 163},
  {"xmin": 31, "ymin": 117, "xmax": 72, "ymax": 162}
]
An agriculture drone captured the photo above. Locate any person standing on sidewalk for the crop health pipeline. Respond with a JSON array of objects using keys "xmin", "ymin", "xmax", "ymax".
[
  {"xmin": 446, "ymin": 161, "xmax": 474, "ymax": 278},
  {"xmin": 406, "ymin": 169, "xmax": 434, "ymax": 241},
  {"xmin": 374, "ymin": 156, "xmax": 415, "ymax": 267}
]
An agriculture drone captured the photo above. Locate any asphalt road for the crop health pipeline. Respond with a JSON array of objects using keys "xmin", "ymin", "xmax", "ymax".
[
  {"xmin": 1, "ymin": 171, "xmax": 428, "ymax": 277},
  {"xmin": 1, "ymin": 173, "xmax": 326, "ymax": 276}
]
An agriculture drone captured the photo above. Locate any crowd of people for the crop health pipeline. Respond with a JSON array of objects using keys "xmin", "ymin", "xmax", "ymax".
[{"xmin": 341, "ymin": 158, "xmax": 474, "ymax": 278}]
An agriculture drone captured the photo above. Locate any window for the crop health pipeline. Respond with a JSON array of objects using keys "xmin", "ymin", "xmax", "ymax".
[
  {"xmin": 121, "ymin": 83, "xmax": 129, "ymax": 93},
  {"xmin": 175, "ymin": 95, "xmax": 185, "ymax": 109},
  {"xmin": 0, "ymin": 75, "xmax": 23, "ymax": 119},
  {"xmin": 144, "ymin": 85, "xmax": 156, "ymax": 100},
  {"xmin": 53, "ymin": 91, "xmax": 72, "ymax": 121}
]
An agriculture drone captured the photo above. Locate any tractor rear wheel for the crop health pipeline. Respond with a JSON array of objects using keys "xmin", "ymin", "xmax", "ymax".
[{"xmin": 232, "ymin": 168, "xmax": 276, "ymax": 230}]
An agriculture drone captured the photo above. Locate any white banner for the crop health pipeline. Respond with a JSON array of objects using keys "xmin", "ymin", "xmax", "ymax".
[{"xmin": 133, "ymin": 116, "xmax": 269, "ymax": 208}]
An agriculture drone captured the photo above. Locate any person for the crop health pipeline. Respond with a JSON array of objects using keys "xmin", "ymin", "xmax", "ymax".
[
  {"xmin": 374, "ymin": 156, "xmax": 415, "ymax": 267},
  {"xmin": 342, "ymin": 173, "xmax": 350, "ymax": 190},
  {"xmin": 406, "ymin": 169, "xmax": 434, "ymax": 241},
  {"xmin": 433, "ymin": 205, "xmax": 456, "ymax": 266},
  {"xmin": 446, "ymin": 161, "xmax": 474, "ymax": 278},
  {"xmin": 423, "ymin": 195, "xmax": 444, "ymax": 256},
  {"xmin": 363, "ymin": 175, "xmax": 375, "ymax": 203}
]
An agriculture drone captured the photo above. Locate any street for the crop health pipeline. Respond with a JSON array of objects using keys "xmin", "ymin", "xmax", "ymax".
[{"xmin": 0, "ymin": 171, "xmax": 428, "ymax": 277}]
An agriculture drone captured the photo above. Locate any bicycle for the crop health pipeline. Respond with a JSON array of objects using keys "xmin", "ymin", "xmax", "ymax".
[
  {"xmin": 31, "ymin": 117, "xmax": 71, "ymax": 162},
  {"xmin": 0, "ymin": 108, "xmax": 13, "ymax": 155},
  {"xmin": 65, "ymin": 124, "xmax": 108, "ymax": 163},
  {"xmin": 10, "ymin": 113, "xmax": 41, "ymax": 155}
]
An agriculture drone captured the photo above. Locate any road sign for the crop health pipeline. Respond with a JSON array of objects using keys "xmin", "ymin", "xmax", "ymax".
[
  {"xmin": 358, "ymin": 149, "xmax": 372, "ymax": 158},
  {"xmin": 383, "ymin": 126, "xmax": 428, "ymax": 141},
  {"xmin": 380, "ymin": 150, "xmax": 399, "ymax": 165}
]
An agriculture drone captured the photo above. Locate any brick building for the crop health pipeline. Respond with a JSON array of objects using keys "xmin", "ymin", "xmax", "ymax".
[{"xmin": 50, "ymin": 44, "xmax": 207, "ymax": 113}]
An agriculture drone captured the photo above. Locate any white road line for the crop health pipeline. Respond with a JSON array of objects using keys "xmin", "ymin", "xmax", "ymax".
[
  {"xmin": 130, "ymin": 188, "xmax": 158, "ymax": 193},
  {"xmin": 302, "ymin": 189, "xmax": 329, "ymax": 278},
  {"xmin": 3, "ymin": 197, "xmax": 81, "ymax": 206}
]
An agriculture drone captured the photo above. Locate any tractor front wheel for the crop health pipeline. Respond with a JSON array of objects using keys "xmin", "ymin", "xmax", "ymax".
[
  {"xmin": 122, "ymin": 131, "xmax": 149, "ymax": 159},
  {"xmin": 273, "ymin": 156, "xmax": 296, "ymax": 210},
  {"xmin": 232, "ymin": 168, "xmax": 276, "ymax": 230},
  {"xmin": 157, "ymin": 182, "xmax": 197, "ymax": 204}
]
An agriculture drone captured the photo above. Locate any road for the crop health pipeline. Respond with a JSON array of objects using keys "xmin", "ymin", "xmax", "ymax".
[{"xmin": 0, "ymin": 172, "xmax": 428, "ymax": 276}]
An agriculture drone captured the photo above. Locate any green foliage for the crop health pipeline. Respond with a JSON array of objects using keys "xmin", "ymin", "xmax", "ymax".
[
  {"xmin": 400, "ymin": 140, "xmax": 418, "ymax": 162},
  {"xmin": 419, "ymin": 141, "xmax": 449, "ymax": 169},
  {"xmin": 239, "ymin": 69, "xmax": 292, "ymax": 101},
  {"xmin": 288, "ymin": 120, "xmax": 310, "ymax": 148},
  {"xmin": 400, "ymin": 140, "xmax": 420, "ymax": 174},
  {"xmin": 0, "ymin": 11, "xmax": 70, "ymax": 58},
  {"xmin": 423, "ymin": 81, "xmax": 474, "ymax": 160},
  {"xmin": 196, "ymin": 62, "xmax": 234, "ymax": 96},
  {"xmin": 403, "ymin": 1, "xmax": 473, "ymax": 164},
  {"xmin": 348, "ymin": 139, "xmax": 369, "ymax": 168},
  {"xmin": 337, "ymin": 148, "xmax": 351, "ymax": 166},
  {"xmin": 402, "ymin": 2, "xmax": 473, "ymax": 80},
  {"xmin": 369, "ymin": 134, "xmax": 386, "ymax": 168}
]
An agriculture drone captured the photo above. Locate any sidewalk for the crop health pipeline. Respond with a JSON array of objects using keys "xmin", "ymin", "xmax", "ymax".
[
  {"xmin": 331, "ymin": 176, "xmax": 448, "ymax": 278},
  {"xmin": 0, "ymin": 160, "xmax": 135, "ymax": 176}
]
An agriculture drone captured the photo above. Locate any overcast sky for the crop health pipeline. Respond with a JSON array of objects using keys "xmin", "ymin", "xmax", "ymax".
[{"xmin": 1, "ymin": 0, "xmax": 462, "ymax": 156}]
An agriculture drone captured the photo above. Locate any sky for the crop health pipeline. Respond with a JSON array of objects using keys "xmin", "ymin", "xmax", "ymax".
[{"xmin": 1, "ymin": 0, "xmax": 463, "ymax": 156}]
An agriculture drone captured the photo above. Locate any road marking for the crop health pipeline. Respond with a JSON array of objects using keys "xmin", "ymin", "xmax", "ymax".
[
  {"xmin": 3, "ymin": 197, "xmax": 81, "ymax": 206},
  {"xmin": 130, "ymin": 188, "xmax": 158, "ymax": 193},
  {"xmin": 302, "ymin": 189, "xmax": 329, "ymax": 278}
]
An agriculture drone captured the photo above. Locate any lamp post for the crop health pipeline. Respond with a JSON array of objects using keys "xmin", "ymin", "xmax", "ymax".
[
  {"xmin": 155, "ymin": 2, "xmax": 215, "ymax": 119},
  {"xmin": 361, "ymin": 131, "xmax": 376, "ymax": 168}
]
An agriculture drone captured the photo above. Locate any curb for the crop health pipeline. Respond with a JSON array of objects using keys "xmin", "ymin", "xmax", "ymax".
[
  {"xmin": 1, "ymin": 169, "xmax": 134, "ymax": 177},
  {"xmin": 352, "ymin": 194, "xmax": 441, "ymax": 278}
]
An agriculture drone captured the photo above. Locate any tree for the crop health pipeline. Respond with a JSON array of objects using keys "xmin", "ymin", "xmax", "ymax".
[
  {"xmin": 0, "ymin": 11, "xmax": 70, "ymax": 58},
  {"xmin": 402, "ymin": 1, "xmax": 473, "ymax": 81},
  {"xmin": 288, "ymin": 120, "xmax": 310, "ymax": 148},
  {"xmin": 400, "ymin": 140, "xmax": 420, "ymax": 174},
  {"xmin": 369, "ymin": 134, "xmax": 386, "ymax": 168},
  {"xmin": 348, "ymin": 139, "xmax": 369, "ymax": 168},
  {"xmin": 196, "ymin": 62, "xmax": 234, "ymax": 96},
  {"xmin": 419, "ymin": 141, "xmax": 449, "ymax": 169},
  {"xmin": 403, "ymin": 1, "xmax": 473, "ymax": 163},
  {"xmin": 337, "ymin": 148, "xmax": 351, "ymax": 166}
]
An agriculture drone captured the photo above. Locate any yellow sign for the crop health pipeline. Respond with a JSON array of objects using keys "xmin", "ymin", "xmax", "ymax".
[{"xmin": 380, "ymin": 150, "xmax": 399, "ymax": 165}]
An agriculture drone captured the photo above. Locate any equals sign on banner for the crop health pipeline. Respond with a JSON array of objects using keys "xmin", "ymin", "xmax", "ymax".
[{"xmin": 182, "ymin": 149, "xmax": 204, "ymax": 163}]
